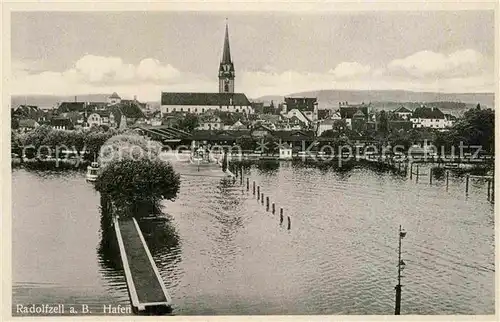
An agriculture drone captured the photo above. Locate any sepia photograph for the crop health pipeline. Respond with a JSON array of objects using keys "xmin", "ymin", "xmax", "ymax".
[{"xmin": 4, "ymin": 3, "xmax": 497, "ymax": 319}]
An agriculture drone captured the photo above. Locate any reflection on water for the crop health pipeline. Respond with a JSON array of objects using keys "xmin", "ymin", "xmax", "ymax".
[{"xmin": 12, "ymin": 160, "xmax": 495, "ymax": 315}]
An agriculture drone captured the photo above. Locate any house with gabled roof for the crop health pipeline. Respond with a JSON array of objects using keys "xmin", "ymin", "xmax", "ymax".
[
  {"xmin": 393, "ymin": 106, "xmax": 413, "ymax": 120},
  {"xmin": 107, "ymin": 92, "xmax": 122, "ymax": 105},
  {"xmin": 197, "ymin": 113, "xmax": 223, "ymax": 130},
  {"xmin": 410, "ymin": 105, "xmax": 447, "ymax": 129},
  {"xmin": 18, "ymin": 119, "xmax": 39, "ymax": 133}
]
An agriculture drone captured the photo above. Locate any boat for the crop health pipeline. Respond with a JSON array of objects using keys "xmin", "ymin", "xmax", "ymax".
[
  {"xmin": 86, "ymin": 161, "xmax": 100, "ymax": 182},
  {"xmin": 188, "ymin": 147, "xmax": 223, "ymax": 171}
]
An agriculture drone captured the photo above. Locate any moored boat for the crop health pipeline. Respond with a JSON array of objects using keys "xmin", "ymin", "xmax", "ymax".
[{"xmin": 86, "ymin": 161, "xmax": 100, "ymax": 182}]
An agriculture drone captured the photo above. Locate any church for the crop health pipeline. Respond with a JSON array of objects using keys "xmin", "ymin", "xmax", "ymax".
[{"xmin": 160, "ymin": 23, "xmax": 254, "ymax": 115}]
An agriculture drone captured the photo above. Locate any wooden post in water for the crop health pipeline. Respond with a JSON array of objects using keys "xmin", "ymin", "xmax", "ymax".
[
  {"xmin": 266, "ymin": 197, "xmax": 269, "ymax": 211},
  {"xmin": 487, "ymin": 179, "xmax": 491, "ymax": 200},
  {"xmin": 446, "ymin": 170, "xmax": 449, "ymax": 190},
  {"xmin": 261, "ymin": 193, "xmax": 264, "ymax": 205},
  {"xmin": 429, "ymin": 167, "xmax": 433, "ymax": 185},
  {"xmin": 246, "ymin": 178, "xmax": 249, "ymax": 191},
  {"xmin": 280, "ymin": 208, "xmax": 283, "ymax": 225},
  {"xmin": 287, "ymin": 216, "xmax": 291, "ymax": 230},
  {"xmin": 410, "ymin": 163, "xmax": 413, "ymax": 179},
  {"xmin": 272, "ymin": 203, "xmax": 275, "ymax": 214},
  {"xmin": 253, "ymin": 181, "xmax": 256, "ymax": 196},
  {"xmin": 415, "ymin": 165, "xmax": 419, "ymax": 183},
  {"xmin": 257, "ymin": 186, "xmax": 260, "ymax": 200},
  {"xmin": 465, "ymin": 174, "xmax": 470, "ymax": 195},
  {"xmin": 491, "ymin": 177, "xmax": 495, "ymax": 203}
]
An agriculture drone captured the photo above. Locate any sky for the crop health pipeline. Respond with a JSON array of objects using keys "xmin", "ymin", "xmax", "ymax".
[{"xmin": 11, "ymin": 10, "xmax": 495, "ymax": 101}]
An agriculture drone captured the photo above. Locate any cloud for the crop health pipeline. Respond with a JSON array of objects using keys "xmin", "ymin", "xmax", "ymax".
[
  {"xmin": 71, "ymin": 55, "xmax": 182, "ymax": 84},
  {"xmin": 11, "ymin": 55, "xmax": 212, "ymax": 101},
  {"xmin": 329, "ymin": 62, "xmax": 371, "ymax": 80},
  {"xmin": 387, "ymin": 49, "xmax": 484, "ymax": 79},
  {"xmin": 11, "ymin": 50, "xmax": 493, "ymax": 102}
]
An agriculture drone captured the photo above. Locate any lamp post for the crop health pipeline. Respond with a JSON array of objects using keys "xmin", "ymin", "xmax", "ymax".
[{"xmin": 395, "ymin": 225, "xmax": 406, "ymax": 315}]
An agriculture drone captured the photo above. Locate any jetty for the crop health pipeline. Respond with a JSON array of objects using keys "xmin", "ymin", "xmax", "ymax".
[{"xmin": 113, "ymin": 216, "xmax": 172, "ymax": 315}]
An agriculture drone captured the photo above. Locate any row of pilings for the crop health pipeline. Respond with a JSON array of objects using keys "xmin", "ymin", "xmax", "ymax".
[{"xmin": 229, "ymin": 161, "xmax": 291, "ymax": 230}]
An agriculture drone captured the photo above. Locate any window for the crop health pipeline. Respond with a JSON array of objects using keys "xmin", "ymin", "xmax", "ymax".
[
  {"xmin": 202, "ymin": 108, "xmax": 205, "ymax": 113},
  {"xmin": 195, "ymin": 108, "xmax": 198, "ymax": 113},
  {"xmin": 180, "ymin": 108, "xmax": 183, "ymax": 112},
  {"xmin": 172, "ymin": 108, "xmax": 176, "ymax": 112},
  {"xmin": 188, "ymin": 108, "xmax": 190, "ymax": 113}
]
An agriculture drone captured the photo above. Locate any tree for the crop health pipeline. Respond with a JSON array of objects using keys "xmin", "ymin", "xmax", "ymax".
[
  {"xmin": 262, "ymin": 135, "xmax": 278, "ymax": 155},
  {"xmin": 94, "ymin": 134, "xmax": 180, "ymax": 218},
  {"xmin": 236, "ymin": 135, "xmax": 256, "ymax": 151},
  {"xmin": 378, "ymin": 110, "xmax": 389, "ymax": 136},
  {"xmin": 450, "ymin": 108, "xmax": 494, "ymax": 153},
  {"xmin": 99, "ymin": 133, "xmax": 163, "ymax": 169},
  {"xmin": 11, "ymin": 118, "xmax": 19, "ymax": 130},
  {"xmin": 95, "ymin": 158, "xmax": 180, "ymax": 217},
  {"xmin": 22, "ymin": 125, "xmax": 52, "ymax": 158},
  {"xmin": 177, "ymin": 113, "xmax": 199, "ymax": 133},
  {"xmin": 320, "ymin": 129, "xmax": 338, "ymax": 138},
  {"xmin": 84, "ymin": 131, "xmax": 114, "ymax": 161}
]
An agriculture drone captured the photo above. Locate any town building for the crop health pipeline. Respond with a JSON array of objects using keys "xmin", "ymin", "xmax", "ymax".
[
  {"xmin": 393, "ymin": 106, "xmax": 413, "ymax": 120},
  {"xmin": 283, "ymin": 97, "xmax": 318, "ymax": 121},
  {"xmin": 410, "ymin": 106, "xmax": 448, "ymax": 129},
  {"xmin": 160, "ymin": 22, "xmax": 253, "ymax": 116},
  {"xmin": 339, "ymin": 103, "xmax": 370, "ymax": 129},
  {"xmin": 107, "ymin": 92, "xmax": 122, "ymax": 105},
  {"xmin": 18, "ymin": 119, "xmax": 39, "ymax": 133},
  {"xmin": 50, "ymin": 117, "xmax": 74, "ymax": 130},
  {"xmin": 197, "ymin": 114, "xmax": 223, "ymax": 130}
]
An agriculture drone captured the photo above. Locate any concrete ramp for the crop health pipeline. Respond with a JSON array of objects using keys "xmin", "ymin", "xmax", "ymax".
[{"xmin": 113, "ymin": 216, "xmax": 172, "ymax": 315}]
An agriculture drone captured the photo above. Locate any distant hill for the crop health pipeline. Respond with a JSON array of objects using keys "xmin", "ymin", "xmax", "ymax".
[
  {"xmin": 253, "ymin": 90, "xmax": 494, "ymax": 110},
  {"xmin": 11, "ymin": 94, "xmax": 111, "ymax": 109}
]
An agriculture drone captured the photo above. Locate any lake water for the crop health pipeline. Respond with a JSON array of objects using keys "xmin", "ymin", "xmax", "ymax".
[{"xmin": 11, "ymin": 160, "xmax": 495, "ymax": 315}]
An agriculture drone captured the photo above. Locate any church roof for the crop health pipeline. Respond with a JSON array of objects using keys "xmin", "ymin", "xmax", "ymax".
[
  {"xmin": 222, "ymin": 23, "xmax": 232, "ymax": 63},
  {"xmin": 161, "ymin": 92, "xmax": 251, "ymax": 106},
  {"xmin": 109, "ymin": 92, "xmax": 121, "ymax": 99}
]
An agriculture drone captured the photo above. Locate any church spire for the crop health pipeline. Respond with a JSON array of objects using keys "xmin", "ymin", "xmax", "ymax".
[
  {"xmin": 222, "ymin": 21, "xmax": 232, "ymax": 63},
  {"xmin": 218, "ymin": 20, "xmax": 235, "ymax": 93}
]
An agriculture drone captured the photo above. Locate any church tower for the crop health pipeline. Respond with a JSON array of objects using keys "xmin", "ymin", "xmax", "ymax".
[{"xmin": 218, "ymin": 22, "xmax": 235, "ymax": 93}]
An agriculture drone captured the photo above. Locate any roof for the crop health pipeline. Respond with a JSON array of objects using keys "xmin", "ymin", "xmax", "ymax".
[
  {"xmin": 109, "ymin": 92, "xmax": 121, "ymax": 99},
  {"xmin": 161, "ymin": 92, "xmax": 251, "ymax": 106},
  {"xmin": 284, "ymin": 97, "xmax": 318, "ymax": 111},
  {"xmin": 18, "ymin": 119, "xmax": 38, "ymax": 128},
  {"xmin": 320, "ymin": 119, "xmax": 337, "ymax": 125},
  {"xmin": 259, "ymin": 114, "xmax": 281, "ymax": 123},
  {"xmin": 353, "ymin": 110, "xmax": 365, "ymax": 118},
  {"xmin": 134, "ymin": 125, "xmax": 192, "ymax": 140},
  {"xmin": 192, "ymin": 129, "xmax": 251, "ymax": 140},
  {"xmin": 200, "ymin": 114, "xmax": 222, "ymax": 123},
  {"xmin": 444, "ymin": 113, "xmax": 457, "ymax": 120},
  {"xmin": 222, "ymin": 23, "xmax": 232, "ymax": 64},
  {"xmin": 412, "ymin": 106, "xmax": 445, "ymax": 119},
  {"xmin": 57, "ymin": 102, "xmax": 87, "ymax": 113},
  {"xmin": 340, "ymin": 106, "xmax": 368, "ymax": 119},
  {"xmin": 110, "ymin": 103, "xmax": 145, "ymax": 119},
  {"xmin": 394, "ymin": 106, "xmax": 412, "ymax": 113}
]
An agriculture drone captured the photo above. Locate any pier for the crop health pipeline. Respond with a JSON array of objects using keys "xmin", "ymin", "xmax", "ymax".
[{"xmin": 113, "ymin": 216, "xmax": 172, "ymax": 315}]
